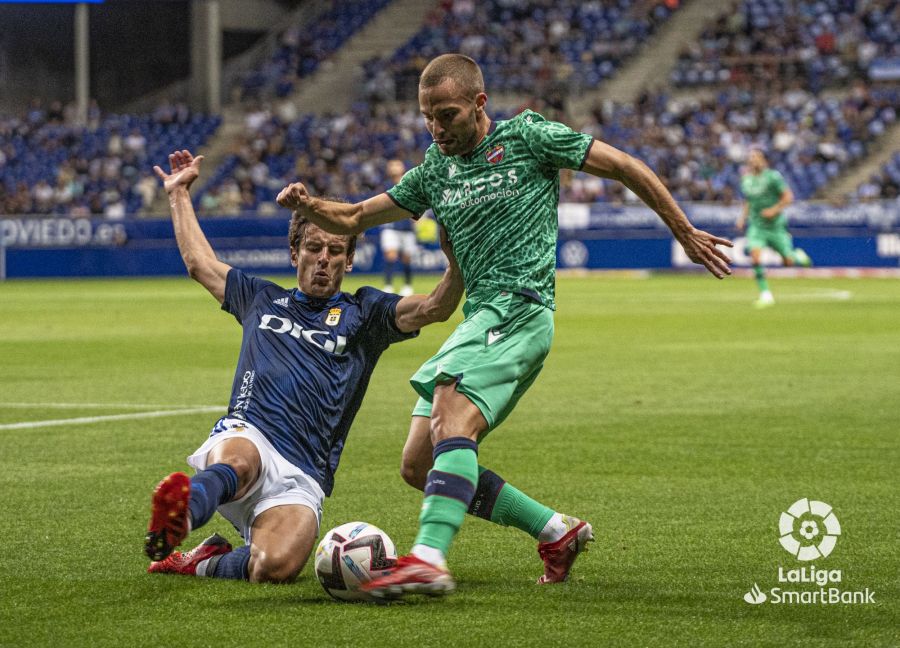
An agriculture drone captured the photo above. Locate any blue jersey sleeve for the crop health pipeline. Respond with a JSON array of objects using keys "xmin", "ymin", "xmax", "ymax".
[
  {"xmin": 221, "ymin": 268, "xmax": 280, "ymax": 323},
  {"xmin": 356, "ymin": 286, "xmax": 419, "ymax": 347}
]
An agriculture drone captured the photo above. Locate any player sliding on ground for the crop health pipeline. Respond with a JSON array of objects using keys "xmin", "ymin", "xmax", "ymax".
[
  {"xmin": 737, "ymin": 149, "xmax": 812, "ymax": 308},
  {"xmin": 277, "ymin": 53, "xmax": 733, "ymax": 599},
  {"xmin": 143, "ymin": 149, "xmax": 463, "ymax": 583}
]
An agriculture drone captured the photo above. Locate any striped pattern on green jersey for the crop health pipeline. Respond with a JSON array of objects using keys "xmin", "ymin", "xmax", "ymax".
[{"xmin": 388, "ymin": 109, "xmax": 593, "ymax": 310}]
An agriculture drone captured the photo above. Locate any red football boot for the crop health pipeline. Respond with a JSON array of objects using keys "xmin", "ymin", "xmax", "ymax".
[
  {"xmin": 361, "ymin": 554, "xmax": 455, "ymax": 599},
  {"xmin": 147, "ymin": 534, "xmax": 232, "ymax": 576},
  {"xmin": 144, "ymin": 472, "xmax": 191, "ymax": 561},
  {"xmin": 537, "ymin": 517, "xmax": 594, "ymax": 583}
]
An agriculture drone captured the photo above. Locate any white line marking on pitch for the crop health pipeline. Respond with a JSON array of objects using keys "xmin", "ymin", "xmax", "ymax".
[
  {"xmin": 0, "ymin": 402, "xmax": 221, "ymax": 410},
  {"xmin": 0, "ymin": 406, "xmax": 223, "ymax": 431}
]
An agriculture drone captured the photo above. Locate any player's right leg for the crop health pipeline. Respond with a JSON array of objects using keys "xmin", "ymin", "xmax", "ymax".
[
  {"xmin": 381, "ymin": 229, "xmax": 400, "ymax": 292},
  {"xmin": 748, "ymin": 245, "xmax": 774, "ymax": 308},
  {"xmin": 144, "ymin": 432, "xmax": 260, "ymax": 561}
]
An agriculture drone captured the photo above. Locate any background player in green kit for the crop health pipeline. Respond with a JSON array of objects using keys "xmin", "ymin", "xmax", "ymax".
[
  {"xmin": 277, "ymin": 53, "xmax": 733, "ymax": 599},
  {"xmin": 737, "ymin": 149, "xmax": 812, "ymax": 308}
]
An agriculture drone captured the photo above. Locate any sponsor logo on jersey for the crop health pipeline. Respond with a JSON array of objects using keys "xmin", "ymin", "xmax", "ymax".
[
  {"xmin": 485, "ymin": 144, "xmax": 505, "ymax": 164},
  {"xmin": 438, "ymin": 168, "xmax": 519, "ymax": 208},
  {"xmin": 273, "ymin": 297, "xmax": 289, "ymax": 307},
  {"xmin": 258, "ymin": 314, "xmax": 347, "ymax": 354},
  {"xmin": 325, "ymin": 307, "xmax": 341, "ymax": 326}
]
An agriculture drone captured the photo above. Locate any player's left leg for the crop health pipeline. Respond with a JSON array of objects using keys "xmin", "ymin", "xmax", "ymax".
[
  {"xmin": 771, "ymin": 228, "xmax": 811, "ymax": 268},
  {"xmin": 364, "ymin": 384, "xmax": 483, "ymax": 598},
  {"xmin": 245, "ymin": 505, "xmax": 319, "ymax": 583},
  {"xmin": 148, "ymin": 505, "xmax": 318, "ymax": 581},
  {"xmin": 145, "ymin": 435, "xmax": 259, "ymax": 561}
]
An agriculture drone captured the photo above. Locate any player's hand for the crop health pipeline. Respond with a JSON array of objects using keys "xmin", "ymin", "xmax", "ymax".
[
  {"xmin": 276, "ymin": 182, "xmax": 312, "ymax": 212},
  {"xmin": 153, "ymin": 149, "xmax": 203, "ymax": 194},
  {"xmin": 677, "ymin": 227, "xmax": 733, "ymax": 279},
  {"xmin": 761, "ymin": 207, "xmax": 778, "ymax": 219},
  {"xmin": 735, "ymin": 217, "xmax": 746, "ymax": 233}
]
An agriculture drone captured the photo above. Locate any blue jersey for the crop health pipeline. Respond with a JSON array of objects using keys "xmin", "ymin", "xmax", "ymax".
[{"xmin": 219, "ymin": 269, "xmax": 417, "ymax": 495}]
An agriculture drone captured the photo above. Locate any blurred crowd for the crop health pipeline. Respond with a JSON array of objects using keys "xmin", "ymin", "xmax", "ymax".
[
  {"xmin": 0, "ymin": 98, "xmax": 219, "ymax": 216},
  {"xmin": 238, "ymin": 0, "xmax": 391, "ymax": 102},
  {"xmin": 671, "ymin": 0, "xmax": 900, "ymax": 91},
  {"xmin": 196, "ymin": 103, "xmax": 431, "ymax": 215},
  {"xmin": 363, "ymin": 0, "xmax": 679, "ymax": 105},
  {"xmin": 566, "ymin": 81, "xmax": 897, "ymax": 203},
  {"xmin": 4, "ymin": 0, "xmax": 900, "ymax": 219}
]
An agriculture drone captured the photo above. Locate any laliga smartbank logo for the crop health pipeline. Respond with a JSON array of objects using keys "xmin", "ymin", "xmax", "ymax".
[
  {"xmin": 743, "ymin": 498, "xmax": 875, "ymax": 606},
  {"xmin": 778, "ymin": 498, "xmax": 840, "ymax": 561}
]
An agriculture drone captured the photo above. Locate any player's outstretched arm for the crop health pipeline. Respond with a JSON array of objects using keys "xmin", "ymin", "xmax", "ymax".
[
  {"xmin": 153, "ymin": 150, "xmax": 230, "ymax": 303},
  {"xmin": 276, "ymin": 184, "xmax": 408, "ymax": 235},
  {"xmin": 394, "ymin": 226, "xmax": 464, "ymax": 333},
  {"xmin": 582, "ymin": 140, "xmax": 733, "ymax": 279}
]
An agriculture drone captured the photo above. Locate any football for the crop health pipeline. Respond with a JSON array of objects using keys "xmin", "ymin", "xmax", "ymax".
[{"xmin": 314, "ymin": 521, "xmax": 397, "ymax": 601}]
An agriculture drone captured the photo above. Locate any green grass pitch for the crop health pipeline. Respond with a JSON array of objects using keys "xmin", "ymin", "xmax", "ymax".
[{"xmin": 0, "ymin": 273, "xmax": 897, "ymax": 647}]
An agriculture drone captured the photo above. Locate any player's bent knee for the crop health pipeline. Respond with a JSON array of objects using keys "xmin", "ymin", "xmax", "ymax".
[
  {"xmin": 399, "ymin": 456, "xmax": 428, "ymax": 491},
  {"xmin": 248, "ymin": 550, "xmax": 306, "ymax": 584}
]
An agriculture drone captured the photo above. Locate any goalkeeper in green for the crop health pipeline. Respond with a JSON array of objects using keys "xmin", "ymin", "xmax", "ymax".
[
  {"xmin": 277, "ymin": 53, "xmax": 732, "ymax": 599},
  {"xmin": 737, "ymin": 149, "xmax": 812, "ymax": 308}
]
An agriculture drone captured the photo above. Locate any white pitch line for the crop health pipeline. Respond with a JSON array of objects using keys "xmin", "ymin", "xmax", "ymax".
[
  {"xmin": 0, "ymin": 402, "xmax": 222, "ymax": 410},
  {"xmin": 0, "ymin": 406, "xmax": 223, "ymax": 431}
]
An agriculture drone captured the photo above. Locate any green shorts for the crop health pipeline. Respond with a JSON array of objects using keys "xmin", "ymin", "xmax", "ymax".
[
  {"xmin": 410, "ymin": 291, "xmax": 554, "ymax": 436},
  {"xmin": 746, "ymin": 225, "xmax": 795, "ymax": 258}
]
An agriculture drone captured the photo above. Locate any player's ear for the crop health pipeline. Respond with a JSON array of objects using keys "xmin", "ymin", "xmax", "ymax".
[
  {"xmin": 345, "ymin": 251, "xmax": 354, "ymax": 273},
  {"xmin": 475, "ymin": 92, "xmax": 487, "ymax": 112},
  {"xmin": 290, "ymin": 247, "xmax": 299, "ymax": 267}
]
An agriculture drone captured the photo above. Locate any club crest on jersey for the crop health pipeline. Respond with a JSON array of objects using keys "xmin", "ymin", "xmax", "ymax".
[
  {"xmin": 325, "ymin": 307, "xmax": 341, "ymax": 326},
  {"xmin": 448, "ymin": 163, "xmax": 457, "ymax": 178},
  {"xmin": 485, "ymin": 145, "xmax": 505, "ymax": 164}
]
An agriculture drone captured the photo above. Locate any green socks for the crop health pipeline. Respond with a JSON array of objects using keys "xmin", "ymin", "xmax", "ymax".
[
  {"xmin": 753, "ymin": 264, "xmax": 769, "ymax": 292},
  {"xmin": 413, "ymin": 438, "xmax": 479, "ymax": 554}
]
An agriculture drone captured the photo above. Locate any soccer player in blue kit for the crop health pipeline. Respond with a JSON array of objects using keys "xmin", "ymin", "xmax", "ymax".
[{"xmin": 143, "ymin": 150, "xmax": 463, "ymax": 583}]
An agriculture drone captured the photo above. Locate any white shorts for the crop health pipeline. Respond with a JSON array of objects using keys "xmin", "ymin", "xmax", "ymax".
[
  {"xmin": 380, "ymin": 228, "xmax": 417, "ymax": 256},
  {"xmin": 187, "ymin": 417, "xmax": 325, "ymax": 543}
]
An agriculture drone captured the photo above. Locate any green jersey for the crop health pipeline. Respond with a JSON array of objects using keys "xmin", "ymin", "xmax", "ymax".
[
  {"xmin": 388, "ymin": 110, "xmax": 593, "ymax": 310},
  {"xmin": 740, "ymin": 168, "xmax": 789, "ymax": 228}
]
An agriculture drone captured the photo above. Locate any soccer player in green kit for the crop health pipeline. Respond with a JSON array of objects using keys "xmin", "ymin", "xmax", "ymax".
[
  {"xmin": 277, "ymin": 54, "xmax": 733, "ymax": 599},
  {"xmin": 737, "ymin": 149, "xmax": 812, "ymax": 308}
]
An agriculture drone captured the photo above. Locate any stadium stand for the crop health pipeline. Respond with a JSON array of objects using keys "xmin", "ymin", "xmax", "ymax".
[
  {"xmin": 195, "ymin": 105, "xmax": 432, "ymax": 214},
  {"xmin": 2, "ymin": 0, "xmax": 898, "ymax": 217},
  {"xmin": 0, "ymin": 99, "xmax": 220, "ymax": 216},
  {"xmin": 238, "ymin": 0, "xmax": 392, "ymax": 101},
  {"xmin": 670, "ymin": 0, "xmax": 900, "ymax": 91},
  {"xmin": 372, "ymin": 0, "xmax": 680, "ymax": 102},
  {"xmin": 856, "ymin": 151, "xmax": 900, "ymax": 199},
  {"xmin": 568, "ymin": 81, "xmax": 899, "ymax": 203}
]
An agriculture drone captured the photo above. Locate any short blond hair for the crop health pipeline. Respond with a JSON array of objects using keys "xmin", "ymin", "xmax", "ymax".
[{"xmin": 420, "ymin": 54, "xmax": 484, "ymax": 98}]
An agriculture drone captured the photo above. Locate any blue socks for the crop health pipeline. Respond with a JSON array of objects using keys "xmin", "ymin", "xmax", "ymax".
[
  {"xmin": 204, "ymin": 545, "xmax": 250, "ymax": 580},
  {"xmin": 188, "ymin": 463, "xmax": 238, "ymax": 530}
]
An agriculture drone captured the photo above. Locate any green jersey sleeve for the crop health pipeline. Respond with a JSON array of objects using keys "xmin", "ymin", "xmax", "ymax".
[
  {"xmin": 519, "ymin": 110, "xmax": 593, "ymax": 171},
  {"xmin": 387, "ymin": 164, "xmax": 429, "ymax": 217},
  {"xmin": 767, "ymin": 169, "xmax": 788, "ymax": 195}
]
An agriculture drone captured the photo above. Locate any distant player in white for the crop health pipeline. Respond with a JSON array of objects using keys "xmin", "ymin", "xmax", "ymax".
[{"xmin": 380, "ymin": 159, "xmax": 418, "ymax": 296}]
